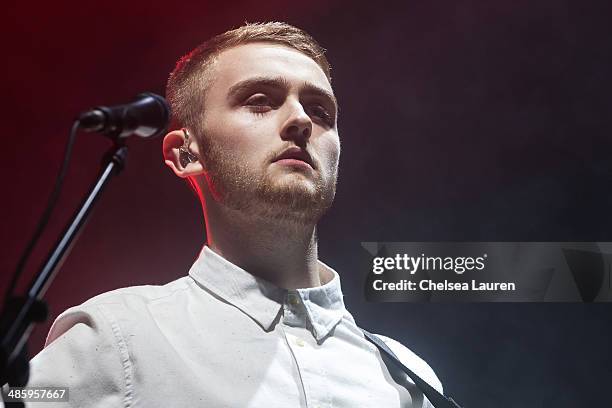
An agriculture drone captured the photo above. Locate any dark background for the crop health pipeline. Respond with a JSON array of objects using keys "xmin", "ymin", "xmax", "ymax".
[{"xmin": 2, "ymin": 1, "xmax": 611, "ymax": 406}]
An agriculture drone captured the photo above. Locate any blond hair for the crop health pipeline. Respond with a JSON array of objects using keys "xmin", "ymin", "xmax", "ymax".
[{"xmin": 166, "ymin": 21, "xmax": 331, "ymax": 131}]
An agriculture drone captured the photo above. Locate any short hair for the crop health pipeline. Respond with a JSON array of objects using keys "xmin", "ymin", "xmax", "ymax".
[{"xmin": 166, "ymin": 21, "xmax": 332, "ymax": 132}]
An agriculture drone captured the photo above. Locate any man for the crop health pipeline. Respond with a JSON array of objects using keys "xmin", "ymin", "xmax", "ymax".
[{"xmin": 22, "ymin": 22, "xmax": 442, "ymax": 407}]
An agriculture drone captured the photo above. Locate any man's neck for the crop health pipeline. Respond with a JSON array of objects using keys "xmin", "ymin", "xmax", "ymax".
[{"xmin": 203, "ymin": 205, "xmax": 326, "ymax": 290}]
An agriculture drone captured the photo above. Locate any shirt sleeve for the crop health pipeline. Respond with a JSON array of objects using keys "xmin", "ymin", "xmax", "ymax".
[
  {"xmin": 375, "ymin": 334, "xmax": 444, "ymax": 408},
  {"xmin": 23, "ymin": 305, "xmax": 131, "ymax": 408}
]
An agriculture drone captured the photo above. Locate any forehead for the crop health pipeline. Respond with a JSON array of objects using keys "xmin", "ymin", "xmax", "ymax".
[{"xmin": 207, "ymin": 42, "xmax": 333, "ymax": 96}]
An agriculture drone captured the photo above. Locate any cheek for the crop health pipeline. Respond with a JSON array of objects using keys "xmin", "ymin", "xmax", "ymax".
[
  {"xmin": 204, "ymin": 115, "xmax": 275, "ymax": 171},
  {"xmin": 319, "ymin": 135, "xmax": 341, "ymax": 169}
]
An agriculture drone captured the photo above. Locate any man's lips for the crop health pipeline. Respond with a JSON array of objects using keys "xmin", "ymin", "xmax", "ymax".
[{"xmin": 272, "ymin": 147, "xmax": 316, "ymax": 169}]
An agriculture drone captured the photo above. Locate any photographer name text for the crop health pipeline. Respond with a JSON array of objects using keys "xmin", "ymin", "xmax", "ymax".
[{"xmin": 372, "ymin": 279, "xmax": 516, "ymax": 291}]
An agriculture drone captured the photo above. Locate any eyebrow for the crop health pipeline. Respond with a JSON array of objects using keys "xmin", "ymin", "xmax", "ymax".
[{"xmin": 227, "ymin": 76, "xmax": 338, "ymax": 112}]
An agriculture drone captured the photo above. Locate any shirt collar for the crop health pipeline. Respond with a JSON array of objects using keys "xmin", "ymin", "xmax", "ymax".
[{"xmin": 188, "ymin": 246, "xmax": 347, "ymax": 341}]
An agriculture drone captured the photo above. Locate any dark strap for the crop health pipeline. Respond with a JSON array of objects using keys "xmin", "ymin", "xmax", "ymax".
[{"xmin": 362, "ymin": 329, "xmax": 463, "ymax": 408}]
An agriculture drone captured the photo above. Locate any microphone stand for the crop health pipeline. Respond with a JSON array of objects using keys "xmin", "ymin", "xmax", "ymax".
[{"xmin": 0, "ymin": 143, "xmax": 128, "ymax": 400}]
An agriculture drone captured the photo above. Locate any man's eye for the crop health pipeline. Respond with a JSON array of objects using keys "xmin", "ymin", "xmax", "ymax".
[
  {"xmin": 245, "ymin": 94, "xmax": 272, "ymax": 107},
  {"xmin": 308, "ymin": 105, "xmax": 333, "ymax": 125}
]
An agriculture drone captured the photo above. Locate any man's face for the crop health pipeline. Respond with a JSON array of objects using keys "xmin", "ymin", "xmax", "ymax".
[{"xmin": 195, "ymin": 42, "xmax": 340, "ymax": 224}]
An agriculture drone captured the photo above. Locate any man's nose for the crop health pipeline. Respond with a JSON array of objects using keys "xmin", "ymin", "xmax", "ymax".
[{"xmin": 280, "ymin": 101, "xmax": 312, "ymax": 144}]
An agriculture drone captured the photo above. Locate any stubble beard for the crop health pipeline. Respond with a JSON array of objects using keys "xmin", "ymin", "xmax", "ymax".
[{"xmin": 202, "ymin": 140, "xmax": 337, "ymax": 226}]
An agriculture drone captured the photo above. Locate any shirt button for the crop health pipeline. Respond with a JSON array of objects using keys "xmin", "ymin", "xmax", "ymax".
[
  {"xmin": 287, "ymin": 294, "xmax": 300, "ymax": 306},
  {"xmin": 295, "ymin": 338, "xmax": 305, "ymax": 347}
]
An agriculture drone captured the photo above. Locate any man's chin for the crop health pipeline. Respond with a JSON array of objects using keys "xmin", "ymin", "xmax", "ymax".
[
  {"xmin": 251, "ymin": 180, "xmax": 331, "ymax": 224},
  {"xmin": 258, "ymin": 186, "xmax": 319, "ymax": 212},
  {"xmin": 268, "ymin": 176, "xmax": 318, "ymax": 196},
  {"xmin": 209, "ymin": 169, "xmax": 335, "ymax": 224}
]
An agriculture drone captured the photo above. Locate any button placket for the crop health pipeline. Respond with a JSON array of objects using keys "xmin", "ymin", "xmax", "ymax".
[
  {"xmin": 287, "ymin": 292, "xmax": 300, "ymax": 306},
  {"xmin": 286, "ymin": 329, "xmax": 330, "ymax": 408},
  {"xmin": 284, "ymin": 291, "xmax": 309, "ymax": 328}
]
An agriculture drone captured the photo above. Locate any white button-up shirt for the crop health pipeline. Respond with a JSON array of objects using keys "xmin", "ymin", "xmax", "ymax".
[{"xmin": 22, "ymin": 246, "xmax": 442, "ymax": 407}]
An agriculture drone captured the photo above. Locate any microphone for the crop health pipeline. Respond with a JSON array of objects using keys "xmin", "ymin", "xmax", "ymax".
[{"xmin": 78, "ymin": 93, "xmax": 170, "ymax": 139}]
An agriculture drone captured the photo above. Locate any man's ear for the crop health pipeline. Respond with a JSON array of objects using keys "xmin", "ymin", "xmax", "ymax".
[{"xmin": 162, "ymin": 129, "xmax": 205, "ymax": 178}]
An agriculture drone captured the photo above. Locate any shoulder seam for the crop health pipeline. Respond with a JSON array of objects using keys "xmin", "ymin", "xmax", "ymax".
[
  {"xmin": 97, "ymin": 304, "xmax": 134, "ymax": 408},
  {"xmin": 80, "ymin": 278, "xmax": 193, "ymax": 308}
]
